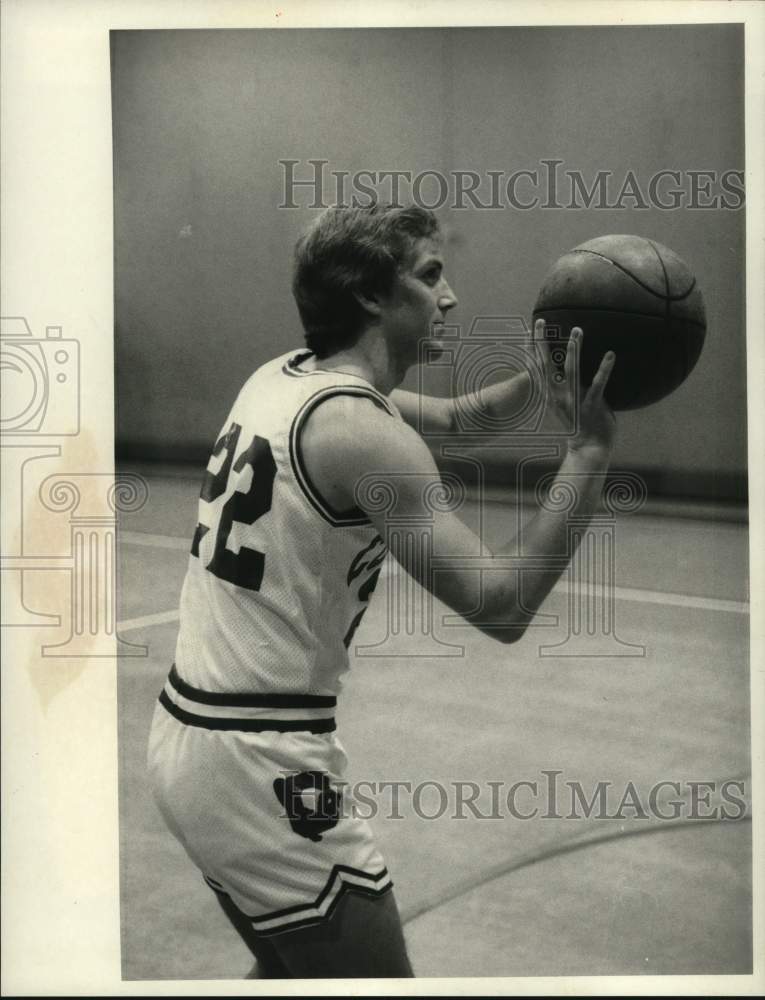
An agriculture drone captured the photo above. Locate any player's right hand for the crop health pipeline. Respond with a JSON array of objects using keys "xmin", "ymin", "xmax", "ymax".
[{"xmin": 539, "ymin": 319, "xmax": 617, "ymax": 467}]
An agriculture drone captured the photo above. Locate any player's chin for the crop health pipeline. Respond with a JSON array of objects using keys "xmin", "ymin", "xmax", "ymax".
[{"xmin": 422, "ymin": 326, "xmax": 448, "ymax": 358}]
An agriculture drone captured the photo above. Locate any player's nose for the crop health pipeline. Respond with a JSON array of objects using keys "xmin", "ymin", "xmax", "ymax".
[{"xmin": 439, "ymin": 280, "xmax": 458, "ymax": 312}]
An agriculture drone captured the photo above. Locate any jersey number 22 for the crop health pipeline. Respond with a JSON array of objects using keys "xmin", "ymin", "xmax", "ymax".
[{"xmin": 191, "ymin": 422, "xmax": 277, "ymax": 591}]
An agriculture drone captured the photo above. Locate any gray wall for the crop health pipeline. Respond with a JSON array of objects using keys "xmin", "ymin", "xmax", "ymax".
[{"xmin": 113, "ymin": 26, "xmax": 746, "ymax": 499}]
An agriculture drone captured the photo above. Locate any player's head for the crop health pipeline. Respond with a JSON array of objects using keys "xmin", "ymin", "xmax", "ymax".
[{"xmin": 292, "ymin": 202, "xmax": 445, "ymax": 358}]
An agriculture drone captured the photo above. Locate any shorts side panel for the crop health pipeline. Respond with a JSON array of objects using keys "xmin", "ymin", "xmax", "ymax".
[{"xmin": 147, "ymin": 702, "xmax": 390, "ymax": 931}]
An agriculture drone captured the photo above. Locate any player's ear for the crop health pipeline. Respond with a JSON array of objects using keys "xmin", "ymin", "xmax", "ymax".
[{"xmin": 352, "ymin": 286, "xmax": 385, "ymax": 317}]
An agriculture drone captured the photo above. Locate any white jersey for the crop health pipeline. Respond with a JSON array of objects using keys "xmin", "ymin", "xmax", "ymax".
[{"xmin": 174, "ymin": 347, "xmax": 400, "ymax": 699}]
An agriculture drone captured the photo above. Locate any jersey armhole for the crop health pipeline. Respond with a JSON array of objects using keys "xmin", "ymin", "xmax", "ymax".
[{"xmin": 288, "ymin": 387, "xmax": 397, "ymax": 528}]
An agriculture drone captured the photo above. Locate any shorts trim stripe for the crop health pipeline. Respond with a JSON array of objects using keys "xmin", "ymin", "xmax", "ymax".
[
  {"xmin": 205, "ymin": 865, "xmax": 393, "ymax": 936},
  {"xmin": 163, "ymin": 685, "xmax": 335, "ymax": 723},
  {"xmin": 168, "ymin": 664, "xmax": 337, "ymax": 709},
  {"xmin": 158, "ymin": 689, "xmax": 337, "ymax": 734}
]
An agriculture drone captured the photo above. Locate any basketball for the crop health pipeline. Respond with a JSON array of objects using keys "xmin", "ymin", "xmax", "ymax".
[{"xmin": 532, "ymin": 234, "xmax": 707, "ymax": 410}]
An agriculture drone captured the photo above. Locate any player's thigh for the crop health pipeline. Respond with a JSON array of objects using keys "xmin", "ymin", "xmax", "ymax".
[
  {"xmin": 272, "ymin": 888, "xmax": 413, "ymax": 978},
  {"xmin": 213, "ymin": 888, "xmax": 291, "ymax": 979}
]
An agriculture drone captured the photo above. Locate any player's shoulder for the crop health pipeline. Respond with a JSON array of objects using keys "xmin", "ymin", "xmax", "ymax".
[
  {"xmin": 247, "ymin": 348, "xmax": 304, "ymax": 385},
  {"xmin": 232, "ymin": 347, "xmax": 312, "ymax": 411},
  {"xmin": 298, "ymin": 391, "xmax": 439, "ymax": 518},
  {"xmin": 303, "ymin": 391, "xmax": 425, "ymax": 457},
  {"xmin": 297, "ymin": 391, "xmax": 436, "ymax": 515}
]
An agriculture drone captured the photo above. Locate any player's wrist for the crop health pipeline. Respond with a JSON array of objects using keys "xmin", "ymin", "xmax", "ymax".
[{"xmin": 564, "ymin": 440, "xmax": 613, "ymax": 473}]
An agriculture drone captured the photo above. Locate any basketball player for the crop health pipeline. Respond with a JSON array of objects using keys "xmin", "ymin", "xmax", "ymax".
[{"xmin": 147, "ymin": 203, "xmax": 616, "ymax": 978}]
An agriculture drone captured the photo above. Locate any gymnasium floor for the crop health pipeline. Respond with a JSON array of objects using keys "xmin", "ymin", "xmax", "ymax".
[{"xmin": 116, "ymin": 464, "xmax": 752, "ymax": 981}]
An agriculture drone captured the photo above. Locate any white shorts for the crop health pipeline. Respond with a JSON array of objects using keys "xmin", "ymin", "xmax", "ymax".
[{"xmin": 147, "ymin": 665, "xmax": 392, "ymax": 936}]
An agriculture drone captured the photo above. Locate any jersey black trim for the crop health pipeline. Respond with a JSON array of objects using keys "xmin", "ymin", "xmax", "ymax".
[
  {"xmin": 168, "ymin": 664, "xmax": 337, "ymax": 709},
  {"xmin": 282, "ymin": 350, "xmax": 318, "ymax": 377},
  {"xmin": 158, "ymin": 690, "xmax": 336, "ymax": 734},
  {"xmin": 282, "ymin": 350, "xmax": 380, "ymax": 382},
  {"xmin": 289, "ymin": 386, "xmax": 397, "ymax": 527}
]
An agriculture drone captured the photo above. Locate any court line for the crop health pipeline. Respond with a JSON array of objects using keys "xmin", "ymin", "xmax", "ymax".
[
  {"xmin": 118, "ymin": 609, "xmax": 180, "ymax": 633},
  {"xmin": 400, "ymin": 797, "xmax": 752, "ymax": 929},
  {"xmin": 120, "ymin": 530, "xmax": 190, "ymax": 550},
  {"xmin": 116, "ymin": 532, "xmax": 185, "ymax": 632},
  {"xmin": 118, "ymin": 531, "xmax": 750, "ymax": 631},
  {"xmin": 553, "ymin": 580, "xmax": 749, "ymax": 615}
]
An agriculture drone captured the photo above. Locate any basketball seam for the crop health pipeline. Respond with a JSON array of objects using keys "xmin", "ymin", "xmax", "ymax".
[
  {"xmin": 571, "ymin": 248, "xmax": 697, "ymax": 302},
  {"xmin": 648, "ymin": 239, "xmax": 671, "ymax": 320},
  {"xmin": 532, "ymin": 305, "xmax": 706, "ymax": 327}
]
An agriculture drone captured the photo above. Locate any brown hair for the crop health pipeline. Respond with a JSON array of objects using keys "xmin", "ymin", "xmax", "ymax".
[{"xmin": 292, "ymin": 203, "xmax": 440, "ymax": 358}]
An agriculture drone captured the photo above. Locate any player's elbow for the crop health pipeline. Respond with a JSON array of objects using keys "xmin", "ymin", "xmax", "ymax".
[
  {"xmin": 474, "ymin": 597, "xmax": 531, "ymax": 644},
  {"xmin": 444, "ymin": 578, "xmax": 531, "ymax": 644},
  {"xmin": 473, "ymin": 620, "xmax": 527, "ymax": 645},
  {"xmin": 490, "ymin": 618, "xmax": 529, "ymax": 645},
  {"xmin": 499, "ymin": 623, "xmax": 527, "ymax": 644}
]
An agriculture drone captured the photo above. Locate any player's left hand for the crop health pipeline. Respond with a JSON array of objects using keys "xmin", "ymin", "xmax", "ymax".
[{"xmin": 538, "ymin": 319, "xmax": 616, "ymax": 466}]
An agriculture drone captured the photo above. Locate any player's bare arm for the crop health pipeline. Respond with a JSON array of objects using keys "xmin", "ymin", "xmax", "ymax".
[
  {"xmin": 300, "ymin": 326, "xmax": 616, "ymax": 643},
  {"xmin": 391, "ymin": 372, "xmax": 531, "ymax": 435}
]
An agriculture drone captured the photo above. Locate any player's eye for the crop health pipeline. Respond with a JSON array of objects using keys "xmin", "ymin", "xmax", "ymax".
[{"xmin": 422, "ymin": 266, "xmax": 442, "ymax": 284}]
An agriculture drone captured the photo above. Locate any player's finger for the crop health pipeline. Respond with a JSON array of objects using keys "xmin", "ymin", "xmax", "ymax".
[
  {"xmin": 535, "ymin": 317, "xmax": 549, "ymax": 372},
  {"xmin": 586, "ymin": 350, "xmax": 616, "ymax": 403},
  {"xmin": 536, "ymin": 320, "xmax": 557, "ymax": 390},
  {"xmin": 565, "ymin": 327, "xmax": 581, "ymax": 392}
]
